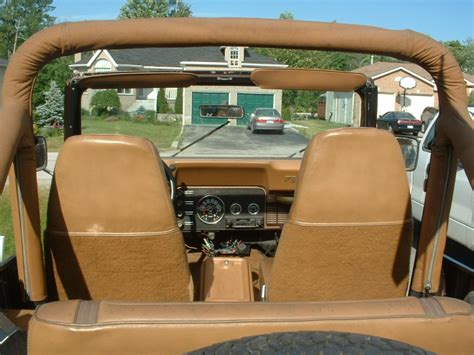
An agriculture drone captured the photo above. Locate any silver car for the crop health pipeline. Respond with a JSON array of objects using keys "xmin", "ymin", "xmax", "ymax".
[{"xmin": 247, "ymin": 108, "xmax": 284, "ymax": 134}]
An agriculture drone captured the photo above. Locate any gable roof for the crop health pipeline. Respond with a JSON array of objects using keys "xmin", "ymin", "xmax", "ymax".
[
  {"xmin": 73, "ymin": 47, "xmax": 281, "ymax": 67},
  {"xmin": 354, "ymin": 61, "xmax": 474, "ymax": 87},
  {"xmin": 353, "ymin": 61, "xmax": 433, "ymax": 82}
]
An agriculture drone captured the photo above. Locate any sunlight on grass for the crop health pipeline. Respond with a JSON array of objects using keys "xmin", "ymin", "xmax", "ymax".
[
  {"xmin": 290, "ymin": 119, "xmax": 348, "ymax": 139},
  {"xmin": 44, "ymin": 117, "xmax": 182, "ymax": 152}
]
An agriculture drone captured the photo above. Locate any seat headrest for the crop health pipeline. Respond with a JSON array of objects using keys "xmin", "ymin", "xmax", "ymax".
[
  {"xmin": 290, "ymin": 128, "xmax": 410, "ymax": 224},
  {"xmin": 47, "ymin": 135, "xmax": 177, "ymax": 234}
]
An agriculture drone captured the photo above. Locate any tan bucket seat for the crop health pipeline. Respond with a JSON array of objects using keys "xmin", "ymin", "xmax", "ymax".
[
  {"xmin": 262, "ymin": 128, "xmax": 413, "ymax": 301},
  {"xmin": 44, "ymin": 135, "xmax": 193, "ymax": 301}
]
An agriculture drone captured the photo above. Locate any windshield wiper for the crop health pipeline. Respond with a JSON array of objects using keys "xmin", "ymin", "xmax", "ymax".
[
  {"xmin": 170, "ymin": 120, "xmax": 230, "ymax": 157},
  {"xmin": 287, "ymin": 147, "xmax": 306, "ymax": 158}
]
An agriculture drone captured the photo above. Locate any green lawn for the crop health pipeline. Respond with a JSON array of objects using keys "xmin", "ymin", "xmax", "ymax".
[
  {"xmin": 290, "ymin": 119, "xmax": 349, "ymax": 139},
  {"xmin": 0, "ymin": 186, "xmax": 50, "ymax": 260},
  {"xmin": 44, "ymin": 117, "xmax": 182, "ymax": 152}
]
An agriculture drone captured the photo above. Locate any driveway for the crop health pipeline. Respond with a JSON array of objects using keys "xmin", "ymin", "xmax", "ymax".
[{"xmin": 171, "ymin": 125, "xmax": 308, "ymax": 158}]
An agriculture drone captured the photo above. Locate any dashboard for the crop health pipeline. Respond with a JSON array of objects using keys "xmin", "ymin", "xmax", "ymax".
[{"xmin": 176, "ymin": 187, "xmax": 266, "ymax": 232}]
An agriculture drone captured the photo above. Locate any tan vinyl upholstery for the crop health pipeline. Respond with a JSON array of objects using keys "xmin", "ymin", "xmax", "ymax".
[
  {"xmin": 44, "ymin": 135, "xmax": 193, "ymax": 302},
  {"xmin": 27, "ymin": 297, "xmax": 474, "ymax": 354},
  {"xmin": 267, "ymin": 128, "xmax": 413, "ymax": 301}
]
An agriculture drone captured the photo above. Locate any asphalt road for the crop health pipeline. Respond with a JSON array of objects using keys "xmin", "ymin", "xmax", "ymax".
[{"xmin": 169, "ymin": 125, "xmax": 309, "ymax": 158}]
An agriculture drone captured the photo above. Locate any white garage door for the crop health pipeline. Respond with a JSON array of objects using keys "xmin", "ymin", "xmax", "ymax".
[
  {"xmin": 377, "ymin": 93, "xmax": 395, "ymax": 116},
  {"xmin": 404, "ymin": 95, "xmax": 435, "ymax": 119}
]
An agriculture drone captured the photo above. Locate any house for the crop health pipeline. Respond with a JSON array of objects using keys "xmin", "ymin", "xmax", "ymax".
[
  {"xmin": 325, "ymin": 61, "xmax": 474, "ymax": 126},
  {"xmin": 70, "ymin": 47, "xmax": 286, "ymax": 125},
  {"xmin": 0, "ymin": 58, "xmax": 8, "ymax": 109}
]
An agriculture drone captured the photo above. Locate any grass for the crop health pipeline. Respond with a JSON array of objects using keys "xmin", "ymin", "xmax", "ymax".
[
  {"xmin": 0, "ymin": 186, "xmax": 50, "ymax": 261},
  {"xmin": 290, "ymin": 119, "xmax": 349, "ymax": 139},
  {"xmin": 43, "ymin": 117, "xmax": 182, "ymax": 152}
]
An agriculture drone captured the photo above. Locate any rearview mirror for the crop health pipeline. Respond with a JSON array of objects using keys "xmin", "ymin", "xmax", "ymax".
[
  {"xmin": 396, "ymin": 136, "xmax": 419, "ymax": 171},
  {"xmin": 35, "ymin": 136, "xmax": 48, "ymax": 172},
  {"xmin": 199, "ymin": 105, "xmax": 244, "ymax": 119}
]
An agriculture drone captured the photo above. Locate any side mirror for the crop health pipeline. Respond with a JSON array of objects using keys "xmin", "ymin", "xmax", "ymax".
[
  {"xmin": 396, "ymin": 136, "xmax": 419, "ymax": 171},
  {"xmin": 35, "ymin": 136, "xmax": 48, "ymax": 172}
]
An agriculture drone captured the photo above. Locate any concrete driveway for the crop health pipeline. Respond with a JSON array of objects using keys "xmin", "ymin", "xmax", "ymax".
[{"xmin": 171, "ymin": 125, "xmax": 308, "ymax": 158}]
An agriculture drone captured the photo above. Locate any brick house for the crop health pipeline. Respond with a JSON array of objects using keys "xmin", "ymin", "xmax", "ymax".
[
  {"xmin": 70, "ymin": 47, "xmax": 286, "ymax": 126},
  {"xmin": 325, "ymin": 61, "xmax": 474, "ymax": 126}
]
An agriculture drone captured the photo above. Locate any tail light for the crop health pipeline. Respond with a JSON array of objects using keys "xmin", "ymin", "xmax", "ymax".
[
  {"xmin": 256, "ymin": 118, "xmax": 266, "ymax": 123},
  {"xmin": 274, "ymin": 119, "xmax": 284, "ymax": 123}
]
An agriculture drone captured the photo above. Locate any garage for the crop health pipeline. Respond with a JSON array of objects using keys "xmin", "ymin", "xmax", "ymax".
[
  {"xmin": 377, "ymin": 93, "xmax": 396, "ymax": 116},
  {"xmin": 237, "ymin": 93, "xmax": 274, "ymax": 126},
  {"xmin": 192, "ymin": 92, "xmax": 230, "ymax": 124},
  {"xmin": 404, "ymin": 94, "xmax": 434, "ymax": 119}
]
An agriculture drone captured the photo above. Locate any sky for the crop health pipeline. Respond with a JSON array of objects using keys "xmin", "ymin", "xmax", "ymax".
[{"xmin": 52, "ymin": 0, "xmax": 473, "ymax": 42}]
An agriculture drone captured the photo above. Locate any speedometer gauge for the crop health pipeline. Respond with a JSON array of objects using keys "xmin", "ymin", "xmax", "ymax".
[{"xmin": 196, "ymin": 196, "xmax": 225, "ymax": 224}]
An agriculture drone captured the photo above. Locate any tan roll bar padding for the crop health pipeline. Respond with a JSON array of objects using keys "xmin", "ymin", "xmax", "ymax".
[
  {"xmin": 0, "ymin": 18, "xmax": 472, "ymax": 300},
  {"xmin": 251, "ymin": 68, "xmax": 368, "ymax": 91},
  {"xmin": 1, "ymin": 19, "xmax": 472, "ymax": 188},
  {"xmin": 75, "ymin": 72, "xmax": 199, "ymax": 89}
]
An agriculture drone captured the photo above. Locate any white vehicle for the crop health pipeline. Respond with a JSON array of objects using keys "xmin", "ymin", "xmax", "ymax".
[{"xmin": 410, "ymin": 112, "xmax": 473, "ymax": 298}]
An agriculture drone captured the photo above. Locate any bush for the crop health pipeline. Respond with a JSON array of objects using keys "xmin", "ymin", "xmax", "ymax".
[
  {"xmin": 81, "ymin": 108, "xmax": 90, "ymax": 117},
  {"xmin": 144, "ymin": 110, "xmax": 157, "ymax": 123},
  {"xmin": 90, "ymin": 90, "xmax": 121, "ymax": 117},
  {"xmin": 158, "ymin": 88, "xmax": 169, "ymax": 113},
  {"xmin": 174, "ymin": 88, "xmax": 183, "ymax": 114},
  {"xmin": 282, "ymin": 107, "xmax": 292, "ymax": 121}
]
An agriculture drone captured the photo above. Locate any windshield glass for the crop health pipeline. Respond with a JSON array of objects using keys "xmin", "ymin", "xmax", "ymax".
[
  {"xmin": 37, "ymin": 47, "xmax": 416, "ymax": 160},
  {"xmin": 255, "ymin": 109, "xmax": 280, "ymax": 117}
]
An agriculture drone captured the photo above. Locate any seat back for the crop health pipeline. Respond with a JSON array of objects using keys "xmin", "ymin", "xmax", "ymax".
[
  {"xmin": 269, "ymin": 128, "xmax": 413, "ymax": 301},
  {"xmin": 45, "ymin": 135, "xmax": 193, "ymax": 301}
]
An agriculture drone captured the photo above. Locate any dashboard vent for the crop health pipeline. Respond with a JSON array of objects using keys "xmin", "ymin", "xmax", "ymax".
[{"xmin": 266, "ymin": 201, "xmax": 291, "ymax": 226}]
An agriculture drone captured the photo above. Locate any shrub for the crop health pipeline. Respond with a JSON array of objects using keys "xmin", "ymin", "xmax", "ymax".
[
  {"xmin": 144, "ymin": 110, "xmax": 157, "ymax": 123},
  {"xmin": 158, "ymin": 88, "xmax": 169, "ymax": 113},
  {"xmin": 174, "ymin": 88, "xmax": 183, "ymax": 114},
  {"xmin": 90, "ymin": 90, "xmax": 121, "ymax": 117},
  {"xmin": 282, "ymin": 107, "xmax": 292, "ymax": 121},
  {"xmin": 81, "ymin": 108, "xmax": 90, "ymax": 117}
]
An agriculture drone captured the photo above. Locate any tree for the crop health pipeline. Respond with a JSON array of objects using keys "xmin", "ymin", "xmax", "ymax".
[
  {"xmin": 443, "ymin": 39, "xmax": 474, "ymax": 75},
  {"xmin": 279, "ymin": 11, "xmax": 294, "ymax": 20},
  {"xmin": 90, "ymin": 90, "xmax": 121, "ymax": 117},
  {"xmin": 35, "ymin": 81, "xmax": 64, "ymax": 127},
  {"xmin": 174, "ymin": 87, "xmax": 183, "ymax": 114},
  {"xmin": 32, "ymin": 56, "xmax": 73, "ymax": 108},
  {"xmin": 118, "ymin": 0, "xmax": 191, "ymax": 19},
  {"xmin": 157, "ymin": 88, "xmax": 169, "ymax": 113},
  {"xmin": 0, "ymin": 0, "xmax": 55, "ymax": 59}
]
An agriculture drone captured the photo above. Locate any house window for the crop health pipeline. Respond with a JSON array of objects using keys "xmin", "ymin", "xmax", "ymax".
[
  {"xmin": 117, "ymin": 88, "xmax": 132, "ymax": 95},
  {"xmin": 94, "ymin": 59, "xmax": 112, "ymax": 73},
  {"xmin": 229, "ymin": 47, "xmax": 240, "ymax": 67},
  {"xmin": 165, "ymin": 88, "xmax": 177, "ymax": 100}
]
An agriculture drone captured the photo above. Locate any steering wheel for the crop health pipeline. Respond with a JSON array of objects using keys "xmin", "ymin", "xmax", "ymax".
[{"xmin": 162, "ymin": 160, "xmax": 177, "ymax": 203}]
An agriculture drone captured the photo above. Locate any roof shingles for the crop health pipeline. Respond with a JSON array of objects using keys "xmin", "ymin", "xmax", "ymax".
[{"xmin": 76, "ymin": 47, "xmax": 280, "ymax": 67}]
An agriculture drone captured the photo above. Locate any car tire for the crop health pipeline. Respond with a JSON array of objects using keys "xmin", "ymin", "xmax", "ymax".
[{"xmin": 189, "ymin": 331, "xmax": 433, "ymax": 354}]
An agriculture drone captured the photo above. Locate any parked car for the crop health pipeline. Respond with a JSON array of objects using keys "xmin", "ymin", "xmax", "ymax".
[
  {"xmin": 420, "ymin": 106, "xmax": 438, "ymax": 132},
  {"xmin": 410, "ymin": 111, "xmax": 474, "ymax": 299},
  {"xmin": 247, "ymin": 108, "xmax": 284, "ymax": 134},
  {"xmin": 377, "ymin": 111, "xmax": 422, "ymax": 136}
]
